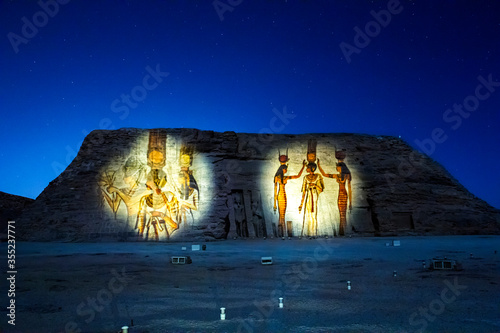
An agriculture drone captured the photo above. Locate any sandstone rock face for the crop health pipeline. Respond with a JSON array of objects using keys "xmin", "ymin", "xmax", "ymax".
[
  {"xmin": 16, "ymin": 128, "xmax": 499, "ymax": 241},
  {"xmin": 0, "ymin": 191, "xmax": 34, "ymax": 232}
]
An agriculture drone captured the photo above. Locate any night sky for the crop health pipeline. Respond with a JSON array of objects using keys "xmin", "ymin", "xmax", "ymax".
[{"xmin": 1, "ymin": 0, "xmax": 499, "ymax": 208}]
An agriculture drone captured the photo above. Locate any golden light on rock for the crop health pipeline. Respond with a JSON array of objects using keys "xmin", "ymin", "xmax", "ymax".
[
  {"xmin": 148, "ymin": 150, "xmax": 164, "ymax": 166},
  {"xmin": 98, "ymin": 130, "xmax": 212, "ymax": 241}
]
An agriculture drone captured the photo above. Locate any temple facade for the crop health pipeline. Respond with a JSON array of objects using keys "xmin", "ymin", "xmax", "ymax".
[{"xmin": 17, "ymin": 128, "xmax": 500, "ymax": 241}]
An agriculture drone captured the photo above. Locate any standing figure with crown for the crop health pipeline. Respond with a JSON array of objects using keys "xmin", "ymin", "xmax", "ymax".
[
  {"xmin": 273, "ymin": 149, "xmax": 306, "ymax": 238},
  {"xmin": 299, "ymin": 140, "xmax": 325, "ymax": 238},
  {"xmin": 176, "ymin": 144, "xmax": 199, "ymax": 229},
  {"xmin": 317, "ymin": 149, "xmax": 352, "ymax": 236}
]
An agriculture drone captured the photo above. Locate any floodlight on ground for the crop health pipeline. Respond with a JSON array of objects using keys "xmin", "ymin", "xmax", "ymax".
[
  {"xmin": 220, "ymin": 307, "xmax": 226, "ymax": 320},
  {"xmin": 347, "ymin": 281, "xmax": 351, "ymax": 290},
  {"xmin": 121, "ymin": 326, "xmax": 128, "ymax": 333},
  {"xmin": 261, "ymin": 257, "xmax": 273, "ymax": 265},
  {"xmin": 279, "ymin": 297, "xmax": 283, "ymax": 308},
  {"xmin": 430, "ymin": 258, "xmax": 460, "ymax": 270},
  {"xmin": 171, "ymin": 256, "xmax": 192, "ymax": 264}
]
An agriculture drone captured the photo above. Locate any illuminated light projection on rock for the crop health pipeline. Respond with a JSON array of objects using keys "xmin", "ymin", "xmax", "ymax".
[
  {"xmin": 259, "ymin": 138, "xmax": 358, "ymax": 239},
  {"xmin": 98, "ymin": 130, "xmax": 358, "ymax": 241},
  {"xmin": 15, "ymin": 129, "xmax": 499, "ymax": 243},
  {"xmin": 98, "ymin": 129, "xmax": 208, "ymax": 241},
  {"xmin": 273, "ymin": 148, "xmax": 306, "ymax": 238}
]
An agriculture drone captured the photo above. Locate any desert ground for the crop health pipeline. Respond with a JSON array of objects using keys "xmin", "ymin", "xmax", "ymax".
[{"xmin": 0, "ymin": 235, "xmax": 499, "ymax": 333}]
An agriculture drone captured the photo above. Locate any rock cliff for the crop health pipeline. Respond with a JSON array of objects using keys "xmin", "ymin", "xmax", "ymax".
[
  {"xmin": 0, "ymin": 191, "xmax": 34, "ymax": 233},
  {"xmin": 16, "ymin": 128, "xmax": 499, "ymax": 241}
]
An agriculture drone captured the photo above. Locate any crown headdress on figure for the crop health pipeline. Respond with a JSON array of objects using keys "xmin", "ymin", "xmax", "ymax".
[
  {"xmin": 147, "ymin": 129, "xmax": 167, "ymax": 169},
  {"xmin": 334, "ymin": 146, "xmax": 346, "ymax": 162},
  {"xmin": 307, "ymin": 139, "xmax": 317, "ymax": 162},
  {"xmin": 180, "ymin": 144, "xmax": 194, "ymax": 168},
  {"xmin": 278, "ymin": 148, "xmax": 289, "ymax": 164}
]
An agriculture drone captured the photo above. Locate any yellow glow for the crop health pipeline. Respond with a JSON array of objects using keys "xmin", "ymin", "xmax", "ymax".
[
  {"xmin": 98, "ymin": 131, "xmax": 212, "ymax": 241},
  {"xmin": 180, "ymin": 154, "xmax": 191, "ymax": 168},
  {"xmin": 148, "ymin": 150, "xmax": 164, "ymax": 165},
  {"xmin": 259, "ymin": 140, "xmax": 360, "ymax": 238},
  {"xmin": 97, "ymin": 131, "xmax": 364, "ymax": 241}
]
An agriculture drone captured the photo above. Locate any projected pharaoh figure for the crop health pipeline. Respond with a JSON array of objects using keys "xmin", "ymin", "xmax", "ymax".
[
  {"xmin": 318, "ymin": 149, "xmax": 352, "ymax": 236},
  {"xmin": 99, "ymin": 156, "xmax": 148, "ymax": 227},
  {"xmin": 136, "ymin": 130, "xmax": 179, "ymax": 241},
  {"xmin": 273, "ymin": 149, "xmax": 306, "ymax": 238},
  {"xmin": 299, "ymin": 140, "xmax": 324, "ymax": 237},
  {"xmin": 175, "ymin": 145, "xmax": 199, "ymax": 228}
]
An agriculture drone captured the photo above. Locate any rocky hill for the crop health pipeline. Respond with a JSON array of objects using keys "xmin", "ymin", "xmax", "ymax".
[
  {"xmin": 0, "ymin": 191, "xmax": 34, "ymax": 233},
  {"xmin": 15, "ymin": 128, "xmax": 500, "ymax": 241}
]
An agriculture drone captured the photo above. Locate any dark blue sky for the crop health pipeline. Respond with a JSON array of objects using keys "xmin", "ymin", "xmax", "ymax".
[{"xmin": 1, "ymin": 0, "xmax": 499, "ymax": 208}]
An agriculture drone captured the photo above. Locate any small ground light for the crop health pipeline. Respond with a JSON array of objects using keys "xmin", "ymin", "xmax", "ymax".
[
  {"xmin": 220, "ymin": 307, "xmax": 226, "ymax": 320},
  {"xmin": 422, "ymin": 261, "xmax": 426, "ymax": 269},
  {"xmin": 393, "ymin": 270, "xmax": 397, "ymax": 277},
  {"xmin": 121, "ymin": 326, "xmax": 128, "ymax": 333},
  {"xmin": 279, "ymin": 297, "xmax": 283, "ymax": 308},
  {"xmin": 347, "ymin": 281, "xmax": 351, "ymax": 290}
]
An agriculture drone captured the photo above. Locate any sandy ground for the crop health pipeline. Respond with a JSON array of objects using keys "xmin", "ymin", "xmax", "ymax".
[{"xmin": 0, "ymin": 236, "xmax": 499, "ymax": 333}]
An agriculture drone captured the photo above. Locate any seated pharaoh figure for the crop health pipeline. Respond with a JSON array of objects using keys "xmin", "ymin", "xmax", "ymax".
[
  {"xmin": 136, "ymin": 149, "xmax": 179, "ymax": 241},
  {"xmin": 100, "ymin": 156, "xmax": 148, "ymax": 229}
]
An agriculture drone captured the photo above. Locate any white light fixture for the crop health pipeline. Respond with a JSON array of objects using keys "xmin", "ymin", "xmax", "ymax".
[{"xmin": 220, "ymin": 307, "xmax": 226, "ymax": 320}]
